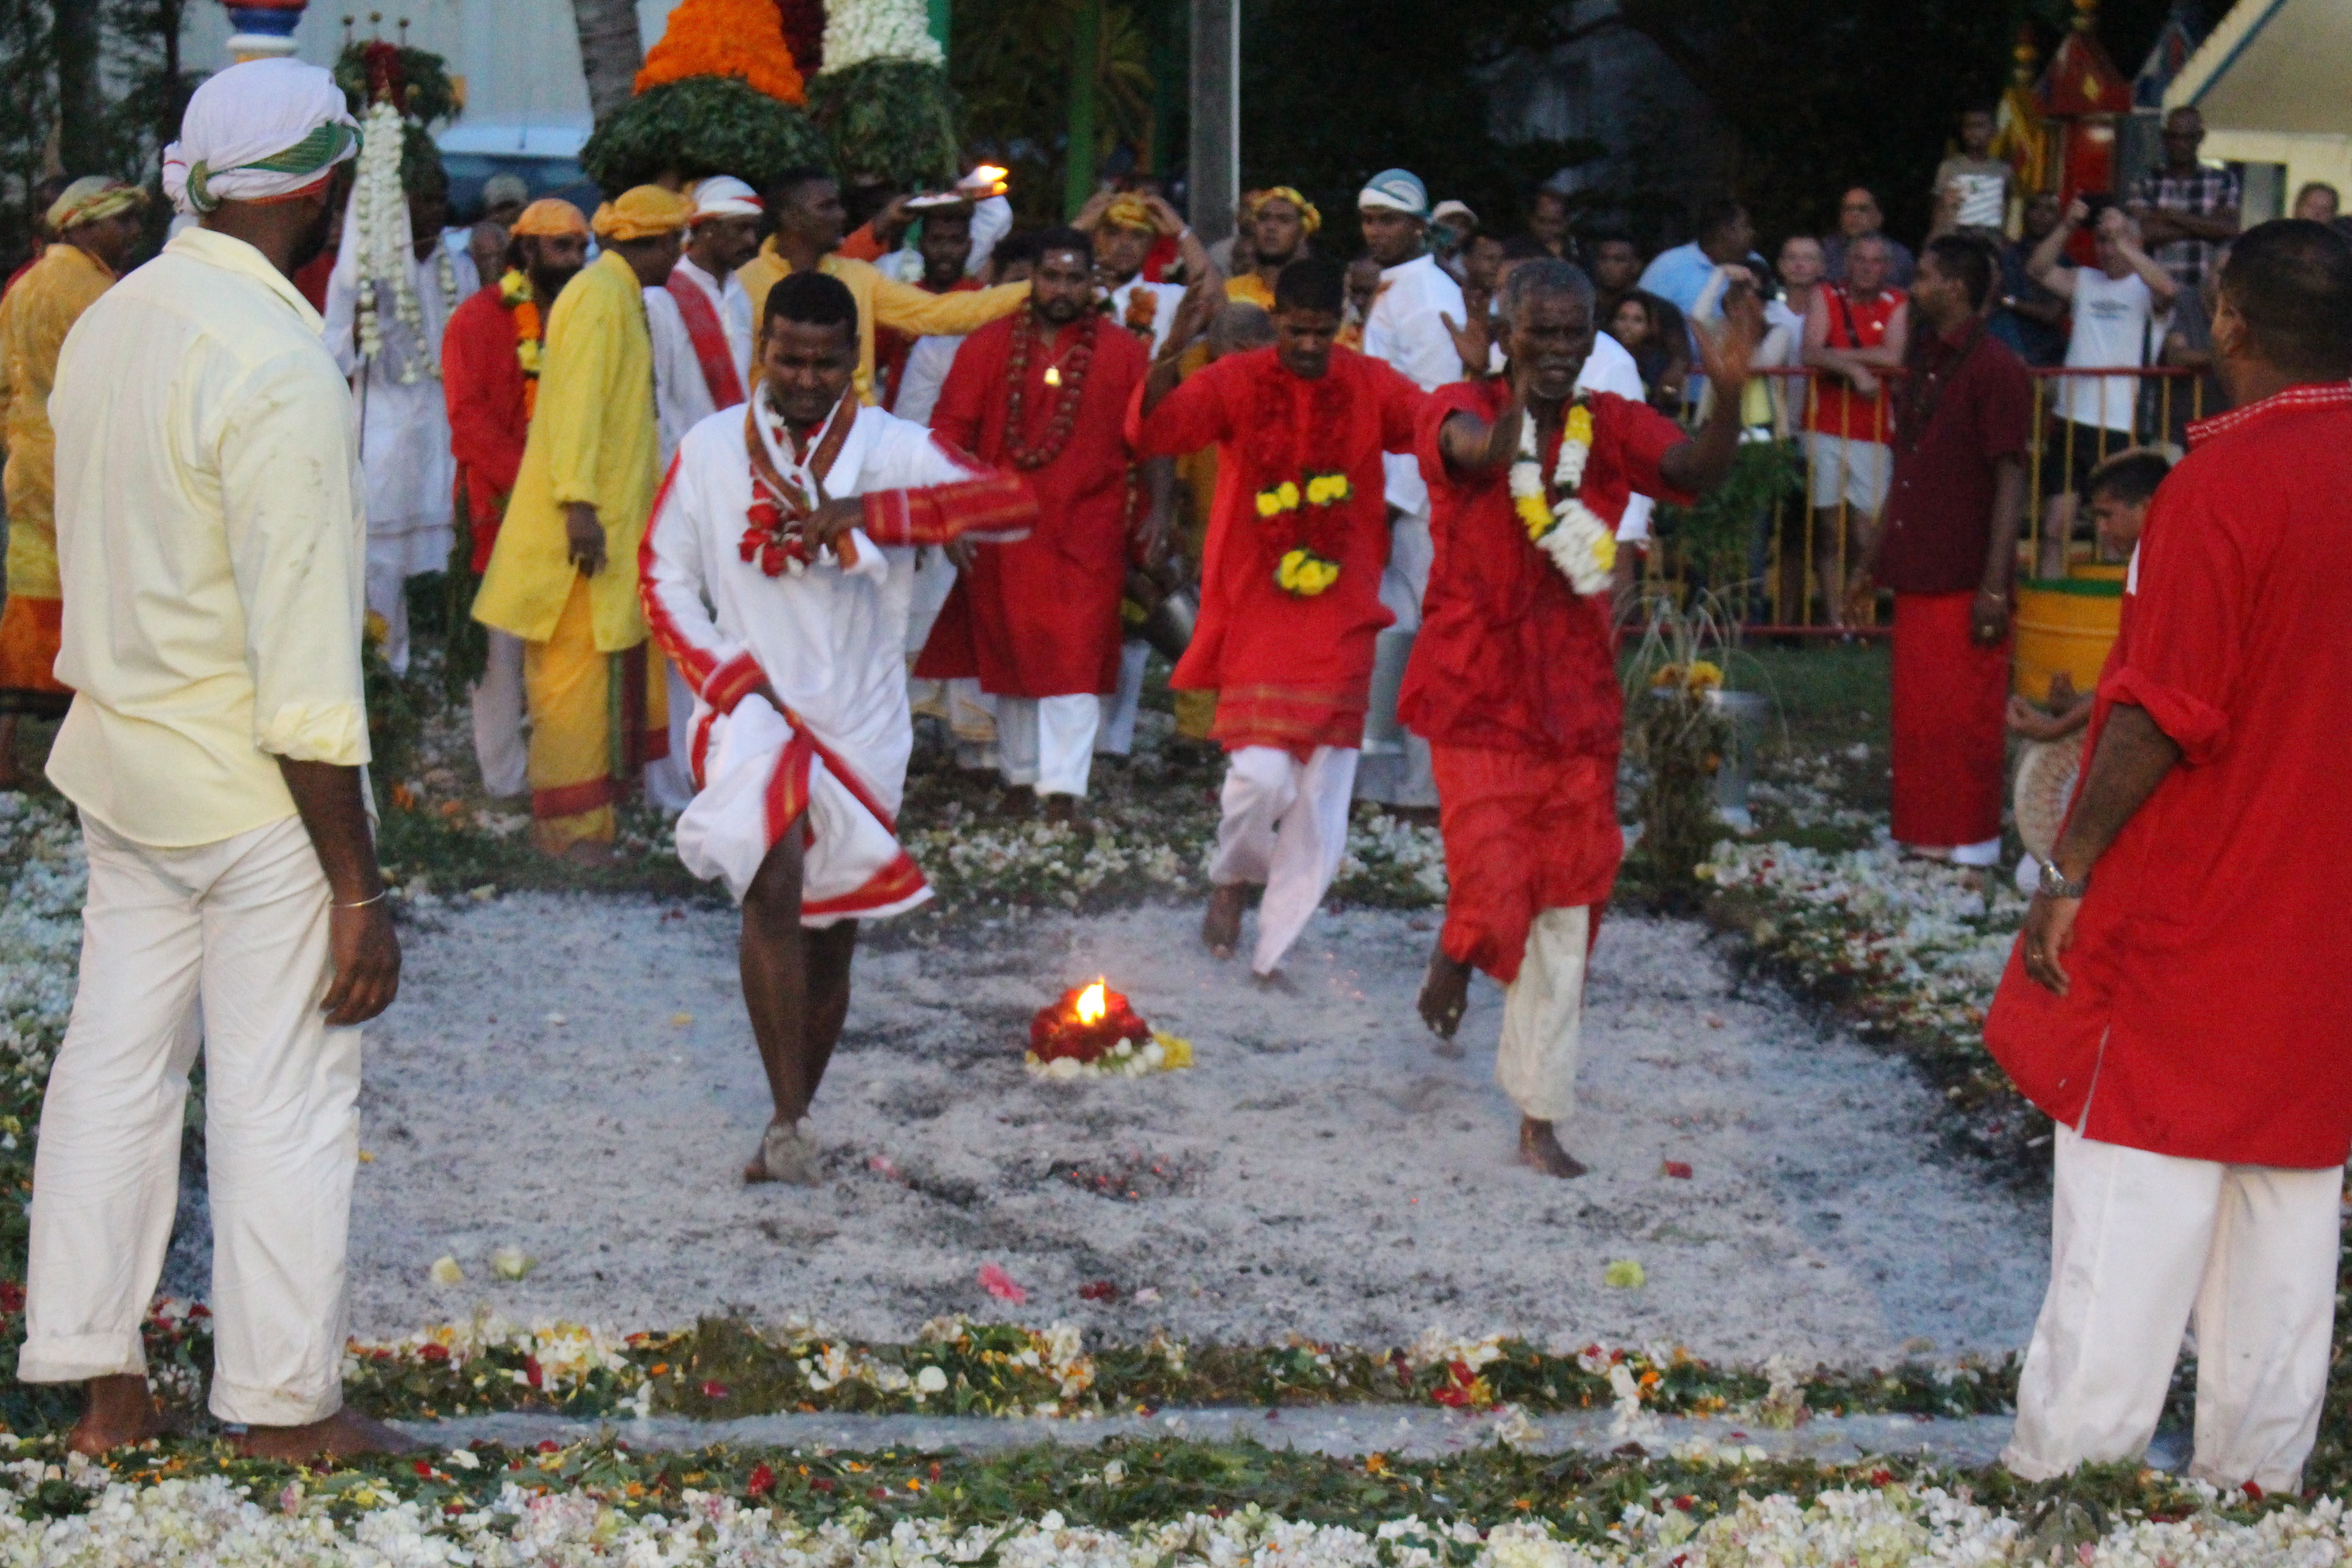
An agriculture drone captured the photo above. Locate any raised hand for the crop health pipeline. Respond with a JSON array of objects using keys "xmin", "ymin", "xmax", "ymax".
[
  {"xmin": 1440, "ymin": 308, "xmax": 1492, "ymax": 380},
  {"xmin": 1694, "ymin": 279, "xmax": 1763, "ymax": 396}
]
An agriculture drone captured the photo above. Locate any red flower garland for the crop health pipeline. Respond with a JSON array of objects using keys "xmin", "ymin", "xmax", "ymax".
[
  {"xmin": 1002, "ymin": 311, "xmax": 1096, "ymax": 470},
  {"xmin": 738, "ymin": 397, "xmax": 855, "ymax": 576}
]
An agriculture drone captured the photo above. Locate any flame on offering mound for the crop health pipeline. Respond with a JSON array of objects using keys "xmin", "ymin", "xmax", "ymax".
[{"xmin": 1075, "ymin": 980, "xmax": 1107, "ymax": 1025}]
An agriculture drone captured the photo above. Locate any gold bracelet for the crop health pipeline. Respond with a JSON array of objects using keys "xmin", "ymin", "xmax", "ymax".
[{"xmin": 335, "ymin": 889, "xmax": 389, "ymax": 910}]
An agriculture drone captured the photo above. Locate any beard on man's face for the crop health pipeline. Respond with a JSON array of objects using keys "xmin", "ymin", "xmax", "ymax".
[{"xmin": 286, "ymin": 197, "xmax": 336, "ymax": 275}]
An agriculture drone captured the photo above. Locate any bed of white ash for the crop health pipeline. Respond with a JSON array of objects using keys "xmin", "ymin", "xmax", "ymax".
[{"xmin": 288, "ymin": 894, "xmax": 2046, "ymax": 1365}]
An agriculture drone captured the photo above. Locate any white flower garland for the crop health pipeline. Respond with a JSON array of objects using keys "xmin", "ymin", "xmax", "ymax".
[
  {"xmin": 819, "ymin": 0, "xmax": 945, "ymax": 71},
  {"xmin": 349, "ymin": 97, "xmax": 440, "ymax": 385},
  {"xmin": 1505, "ymin": 397, "xmax": 1616, "ymax": 596}
]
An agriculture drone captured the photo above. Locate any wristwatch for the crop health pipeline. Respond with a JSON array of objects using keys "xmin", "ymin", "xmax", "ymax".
[{"xmin": 2038, "ymin": 860, "xmax": 2090, "ymax": 900}]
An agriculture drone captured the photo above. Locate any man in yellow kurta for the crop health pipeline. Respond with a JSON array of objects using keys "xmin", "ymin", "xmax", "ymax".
[
  {"xmin": 0, "ymin": 177, "xmax": 146, "ymax": 787},
  {"xmin": 472, "ymin": 185, "xmax": 689, "ymax": 860},
  {"xmin": 737, "ymin": 170, "xmax": 1028, "ymax": 404}
]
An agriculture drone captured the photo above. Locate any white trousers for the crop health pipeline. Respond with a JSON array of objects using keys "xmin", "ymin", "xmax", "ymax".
[
  {"xmin": 2005, "ymin": 1124, "xmax": 2343, "ymax": 1493},
  {"xmin": 996, "ymin": 693, "xmax": 1100, "ymax": 797},
  {"xmin": 1494, "ymin": 904, "xmax": 1591, "ymax": 1122},
  {"xmin": 643, "ymin": 658, "xmax": 698, "ymax": 813},
  {"xmin": 1210, "ymin": 745, "xmax": 1358, "ymax": 976},
  {"xmin": 470, "ymin": 627, "xmax": 528, "ymax": 800},
  {"xmin": 1096, "ymin": 640, "xmax": 1152, "ymax": 757},
  {"xmin": 1356, "ymin": 510, "xmax": 1438, "ymax": 807},
  {"xmin": 24, "ymin": 814, "xmax": 360, "ymax": 1426}
]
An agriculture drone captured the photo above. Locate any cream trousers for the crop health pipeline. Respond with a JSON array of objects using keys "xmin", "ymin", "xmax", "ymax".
[
  {"xmin": 1210, "ymin": 745, "xmax": 1358, "ymax": 976},
  {"xmin": 22, "ymin": 813, "xmax": 360, "ymax": 1426},
  {"xmin": 996, "ymin": 693, "xmax": 1100, "ymax": 798},
  {"xmin": 2004, "ymin": 1124, "xmax": 2344, "ymax": 1493},
  {"xmin": 470, "ymin": 627, "xmax": 528, "ymax": 800},
  {"xmin": 1494, "ymin": 905, "xmax": 1591, "ymax": 1123}
]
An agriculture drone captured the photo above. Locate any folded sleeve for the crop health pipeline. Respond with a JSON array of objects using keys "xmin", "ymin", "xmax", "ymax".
[
  {"xmin": 637, "ymin": 450, "xmax": 756, "ymax": 710},
  {"xmin": 872, "ymin": 276, "xmax": 1032, "ymax": 339},
  {"xmin": 216, "ymin": 349, "xmax": 370, "ymax": 765},
  {"xmin": 2093, "ymin": 485, "xmax": 2249, "ymax": 766}
]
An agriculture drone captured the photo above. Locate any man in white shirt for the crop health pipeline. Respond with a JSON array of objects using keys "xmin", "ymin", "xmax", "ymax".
[
  {"xmin": 2027, "ymin": 198, "xmax": 2178, "ymax": 575},
  {"xmin": 322, "ymin": 154, "xmax": 476, "ymax": 676},
  {"xmin": 1356, "ymin": 167, "xmax": 1471, "ymax": 809},
  {"xmin": 646, "ymin": 176, "xmax": 762, "ymax": 468},
  {"xmin": 642, "ymin": 271, "xmax": 1035, "ymax": 1183},
  {"xmin": 27, "ymin": 57, "xmax": 405, "ymax": 1462}
]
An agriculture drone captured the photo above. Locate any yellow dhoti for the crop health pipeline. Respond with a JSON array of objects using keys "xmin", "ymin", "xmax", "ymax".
[{"xmin": 523, "ymin": 576, "xmax": 667, "ymax": 855}]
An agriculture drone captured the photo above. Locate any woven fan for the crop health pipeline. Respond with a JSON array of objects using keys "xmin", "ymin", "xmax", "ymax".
[{"xmin": 2013, "ymin": 734, "xmax": 2085, "ymax": 865}]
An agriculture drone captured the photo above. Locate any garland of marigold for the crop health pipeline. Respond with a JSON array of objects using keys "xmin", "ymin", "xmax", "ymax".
[
  {"xmin": 1001, "ymin": 312, "xmax": 1096, "ymax": 470},
  {"xmin": 498, "ymin": 270, "xmax": 544, "ymax": 419},
  {"xmin": 636, "ymin": 0, "xmax": 808, "ymax": 104}
]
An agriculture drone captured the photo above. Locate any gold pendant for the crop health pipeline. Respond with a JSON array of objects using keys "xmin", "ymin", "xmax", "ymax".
[{"xmin": 1044, "ymin": 365, "xmax": 1062, "ymax": 387}]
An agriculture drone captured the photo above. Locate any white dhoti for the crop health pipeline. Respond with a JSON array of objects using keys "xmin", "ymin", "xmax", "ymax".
[
  {"xmin": 674, "ymin": 693, "xmax": 930, "ymax": 921},
  {"xmin": 1355, "ymin": 508, "xmax": 1439, "ymax": 808},
  {"xmin": 643, "ymin": 658, "xmax": 699, "ymax": 813},
  {"xmin": 470, "ymin": 627, "xmax": 528, "ymax": 798},
  {"xmin": 363, "ymin": 523, "xmax": 451, "ymax": 679},
  {"xmin": 1096, "ymin": 639, "xmax": 1152, "ymax": 756},
  {"xmin": 2004, "ymin": 1124, "xmax": 2343, "ymax": 1494},
  {"xmin": 1210, "ymin": 745, "xmax": 1358, "ymax": 975},
  {"xmin": 1494, "ymin": 904, "xmax": 1591, "ymax": 1122},
  {"xmin": 906, "ymin": 549, "xmax": 960, "ymax": 723},
  {"xmin": 996, "ymin": 693, "xmax": 1100, "ymax": 797},
  {"xmin": 22, "ymin": 814, "xmax": 359, "ymax": 1426}
]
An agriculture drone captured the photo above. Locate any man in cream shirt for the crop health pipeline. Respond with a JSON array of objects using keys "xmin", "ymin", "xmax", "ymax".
[{"xmin": 24, "ymin": 58, "xmax": 408, "ymax": 1461}]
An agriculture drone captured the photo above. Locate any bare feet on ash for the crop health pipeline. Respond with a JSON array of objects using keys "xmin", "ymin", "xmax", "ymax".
[
  {"xmin": 1518, "ymin": 1117, "xmax": 1587, "ymax": 1179},
  {"xmin": 745, "ymin": 1118, "xmax": 821, "ymax": 1185},
  {"xmin": 1417, "ymin": 947, "xmax": 1470, "ymax": 1058},
  {"xmin": 1201, "ymin": 883, "xmax": 1246, "ymax": 959}
]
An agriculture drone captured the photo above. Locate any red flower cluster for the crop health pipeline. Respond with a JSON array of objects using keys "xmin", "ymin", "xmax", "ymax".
[
  {"xmin": 739, "ymin": 487, "xmax": 814, "ymax": 577},
  {"xmin": 1030, "ymin": 982, "xmax": 1151, "ymax": 1064},
  {"xmin": 1002, "ymin": 313, "xmax": 1097, "ymax": 471}
]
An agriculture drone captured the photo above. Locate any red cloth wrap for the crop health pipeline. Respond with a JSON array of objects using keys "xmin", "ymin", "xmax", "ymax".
[
  {"xmin": 666, "ymin": 270, "xmax": 748, "ymax": 410},
  {"xmin": 915, "ymin": 313, "xmax": 1148, "ymax": 698},
  {"xmin": 1889, "ymin": 591, "xmax": 2009, "ymax": 850},
  {"xmin": 443, "ymin": 282, "xmax": 533, "ymax": 571},
  {"xmin": 1432, "ymin": 745, "xmax": 1618, "ymax": 984},
  {"xmin": 1126, "ymin": 346, "xmax": 1422, "ymax": 756}
]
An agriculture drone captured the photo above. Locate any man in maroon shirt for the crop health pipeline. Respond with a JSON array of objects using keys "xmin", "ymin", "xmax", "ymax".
[
  {"xmin": 1987, "ymin": 220, "xmax": 2352, "ymax": 1492},
  {"xmin": 1846, "ymin": 235, "xmax": 2031, "ymax": 870},
  {"xmin": 1407, "ymin": 259, "xmax": 1757, "ymax": 1177}
]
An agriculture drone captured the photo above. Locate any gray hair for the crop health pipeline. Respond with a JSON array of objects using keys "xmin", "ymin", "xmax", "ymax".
[
  {"xmin": 1497, "ymin": 258, "xmax": 1596, "ymax": 332},
  {"xmin": 1207, "ymin": 301, "xmax": 1276, "ymax": 355}
]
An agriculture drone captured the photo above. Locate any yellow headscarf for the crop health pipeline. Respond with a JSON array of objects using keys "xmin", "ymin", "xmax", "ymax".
[
  {"xmin": 1247, "ymin": 185, "xmax": 1321, "ymax": 235},
  {"xmin": 46, "ymin": 176, "xmax": 144, "ymax": 234},
  {"xmin": 591, "ymin": 184, "xmax": 694, "ymax": 241},
  {"xmin": 1097, "ymin": 193, "xmax": 1157, "ymax": 234}
]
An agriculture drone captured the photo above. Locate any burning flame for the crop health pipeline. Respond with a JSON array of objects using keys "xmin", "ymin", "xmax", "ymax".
[
  {"xmin": 965, "ymin": 164, "xmax": 1010, "ymax": 197},
  {"xmin": 1075, "ymin": 980, "xmax": 1108, "ymax": 1025}
]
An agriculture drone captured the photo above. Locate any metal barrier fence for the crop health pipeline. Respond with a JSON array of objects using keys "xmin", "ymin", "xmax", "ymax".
[{"xmin": 1639, "ymin": 364, "xmax": 2205, "ymax": 632}]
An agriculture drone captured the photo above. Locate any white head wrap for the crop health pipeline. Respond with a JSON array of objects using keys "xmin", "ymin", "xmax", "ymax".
[
  {"xmin": 161, "ymin": 58, "xmax": 359, "ymax": 217},
  {"xmin": 690, "ymin": 176, "xmax": 764, "ymax": 222}
]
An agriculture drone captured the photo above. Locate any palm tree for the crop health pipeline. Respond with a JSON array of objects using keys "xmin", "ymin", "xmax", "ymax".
[{"xmin": 570, "ymin": 0, "xmax": 644, "ymax": 122}]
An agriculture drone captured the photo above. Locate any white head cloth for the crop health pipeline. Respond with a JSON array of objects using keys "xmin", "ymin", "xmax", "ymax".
[
  {"xmin": 691, "ymin": 176, "xmax": 763, "ymax": 222},
  {"xmin": 161, "ymin": 58, "xmax": 359, "ymax": 217}
]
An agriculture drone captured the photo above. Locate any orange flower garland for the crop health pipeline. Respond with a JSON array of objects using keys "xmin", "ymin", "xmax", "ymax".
[{"xmin": 634, "ymin": 0, "xmax": 808, "ymax": 104}]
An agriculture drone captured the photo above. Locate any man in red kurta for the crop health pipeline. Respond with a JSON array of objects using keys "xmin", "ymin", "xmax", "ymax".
[
  {"xmin": 919, "ymin": 227, "xmax": 1149, "ymax": 814},
  {"xmin": 1132, "ymin": 259, "xmax": 1424, "ymax": 975},
  {"xmin": 1408, "ymin": 258, "xmax": 1758, "ymax": 1178},
  {"xmin": 1987, "ymin": 220, "xmax": 2352, "ymax": 1495},
  {"xmin": 441, "ymin": 197, "xmax": 589, "ymax": 798}
]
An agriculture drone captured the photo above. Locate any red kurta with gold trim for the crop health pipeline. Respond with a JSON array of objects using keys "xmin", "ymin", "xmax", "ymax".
[
  {"xmin": 916, "ymin": 312, "xmax": 1147, "ymax": 698},
  {"xmin": 1128, "ymin": 345, "xmax": 1422, "ymax": 754},
  {"xmin": 1984, "ymin": 383, "xmax": 2352, "ymax": 1168}
]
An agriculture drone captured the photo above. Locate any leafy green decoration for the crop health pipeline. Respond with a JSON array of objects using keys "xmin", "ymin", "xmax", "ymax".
[
  {"xmin": 806, "ymin": 60, "xmax": 961, "ymax": 188},
  {"xmin": 581, "ymin": 76, "xmax": 835, "ymax": 197}
]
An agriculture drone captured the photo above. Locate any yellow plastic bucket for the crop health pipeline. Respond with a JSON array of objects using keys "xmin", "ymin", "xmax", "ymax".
[{"xmin": 2013, "ymin": 575, "xmax": 2123, "ymax": 702}]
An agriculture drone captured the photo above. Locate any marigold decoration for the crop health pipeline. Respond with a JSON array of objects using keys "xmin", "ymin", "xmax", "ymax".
[
  {"xmin": 1122, "ymin": 284, "xmax": 1160, "ymax": 338},
  {"xmin": 1027, "ymin": 979, "xmax": 1194, "ymax": 1079},
  {"xmin": 498, "ymin": 270, "xmax": 544, "ymax": 417},
  {"xmin": 1507, "ymin": 396, "xmax": 1615, "ymax": 595},
  {"xmin": 1649, "ymin": 660, "xmax": 1725, "ymax": 693},
  {"xmin": 636, "ymin": 0, "xmax": 808, "ymax": 103},
  {"xmin": 1256, "ymin": 470, "xmax": 1352, "ymax": 596}
]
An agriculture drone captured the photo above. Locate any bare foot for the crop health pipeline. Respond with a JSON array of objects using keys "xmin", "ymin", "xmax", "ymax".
[
  {"xmin": 1518, "ymin": 1117, "xmax": 1588, "ymax": 1179},
  {"xmin": 1040, "ymin": 794, "xmax": 1087, "ymax": 830},
  {"xmin": 68, "ymin": 1373, "xmax": 162, "ymax": 1456},
  {"xmin": 744, "ymin": 1119, "xmax": 820, "ymax": 1185},
  {"xmin": 235, "ymin": 1406, "xmax": 416, "ymax": 1461},
  {"xmin": 1201, "ymin": 884, "xmax": 1247, "ymax": 959},
  {"xmin": 1418, "ymin": 947, "xmax": 1471, "ymax": 1047},
  {"xmin": 561, "ymin": 839, "xmax": 620, "ymax": 869},
  {"xmin": 996, "ymin": 785, "xmax": 1037, "ymax": 819}
]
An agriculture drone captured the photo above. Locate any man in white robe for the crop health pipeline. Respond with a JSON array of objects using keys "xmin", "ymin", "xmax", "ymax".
[
  {"xmin": 641, "ymin": 271, "xmax": 1034, "ymax": 1185},
  {"xmin": 646, "ymin": 176, "xmax": 762, "ymax": 468},
  {"xmin": 323, "ymin": 160, "xmax": 475, "ymax": 676}
]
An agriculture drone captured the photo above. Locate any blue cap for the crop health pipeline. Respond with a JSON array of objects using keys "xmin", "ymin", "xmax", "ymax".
[{"xmin": 1357, "ymin": 169, "xmax": 1429, "ymax": 220}]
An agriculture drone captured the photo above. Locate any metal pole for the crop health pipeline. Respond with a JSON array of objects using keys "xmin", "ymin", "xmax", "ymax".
[{"xmin": 1187, "ymin": 0, "xmax": 1237, "ymax": 242}]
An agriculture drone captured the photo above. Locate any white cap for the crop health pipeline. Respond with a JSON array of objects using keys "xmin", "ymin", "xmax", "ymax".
[{"xmin": 690, "ymin": 176, "xmax": 763, "ymax": 222}]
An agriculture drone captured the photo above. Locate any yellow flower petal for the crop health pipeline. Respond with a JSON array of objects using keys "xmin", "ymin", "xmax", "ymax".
[{"xmin": 1565, "ymin": 404, "xmax": 1595, "ymax": 447}]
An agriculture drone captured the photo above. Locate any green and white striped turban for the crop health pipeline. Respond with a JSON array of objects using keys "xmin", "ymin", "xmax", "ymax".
[{"xmin": 162, "ymin": 58, "xmax": 359, "ymax": 216}]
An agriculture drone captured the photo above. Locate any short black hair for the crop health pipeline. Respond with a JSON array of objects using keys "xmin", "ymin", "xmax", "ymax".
[
  {"xmin": 766, "ymin": 167, "xmax": 836, "ymax": 210},
  {"xmin": 1500, "ymin": 234, "xmax": 1552, "ymax": 262},
  {"xmin": 1032, "ymin": 225, "xmax": 1094, "ymax": 265},
  {"xmin": 990, "ymin": 229, "xmax": 1044, "ymax": 272},
  {"xmin": 1464, "ymin": 227, "xmax": 1507, "ymax": 252},
  {"xmin": 2085, "ymin": 447, "xmax": 2172, "ymax": 507},
  {"xmin": 1922, "ymin": 233, "xmax": 1996, "ymax": 310},
  {"xmin": 1695, "ymin": 198, "xmax": 1748, "ymax": 247},
  {"xmin": 2219, "ymin": 219, "xmax": 2352, "ymax": 382},
  {"xmin": 764, "ymin": 270, "xmax": 859, "ymax": 336},
  {"xmin": 1274, "ymin": 256, "xmax": 1345, "ymax": 314}
]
